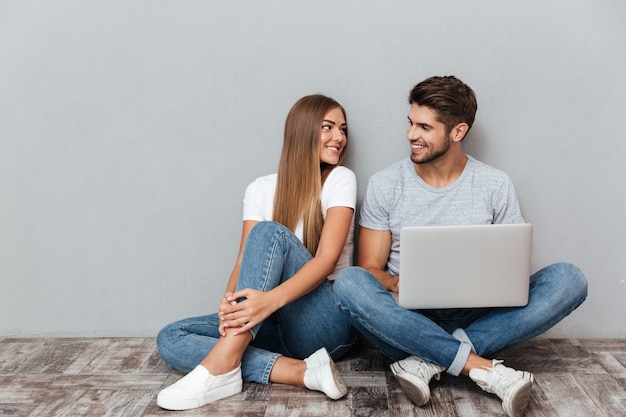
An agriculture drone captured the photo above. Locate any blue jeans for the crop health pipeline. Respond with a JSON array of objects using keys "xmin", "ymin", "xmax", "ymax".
[
  {"xmin": 333, "ymin": 262, "xmax": 587, "ymax": 376},
  {"xmin": 157, "ymin": 221, "xmax": 357, "ymax": 384}
]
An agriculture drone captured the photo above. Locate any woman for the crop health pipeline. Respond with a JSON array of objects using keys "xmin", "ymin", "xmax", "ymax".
[{"xmin": 156, "ymin": 94, "xmax": 358, "ymax": 410}]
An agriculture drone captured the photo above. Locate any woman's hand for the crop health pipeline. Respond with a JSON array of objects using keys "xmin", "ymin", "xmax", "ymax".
[
  {"xmin": 219, "ymin": 288, "xmax": 279, "ymax": 336},
  {"xmin": 218, "ymin": 292, "xmax": 237, "ymax": 336}
]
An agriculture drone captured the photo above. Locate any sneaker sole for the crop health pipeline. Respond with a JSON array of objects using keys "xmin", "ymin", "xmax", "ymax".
[
  {"xmin": 502, "ymin": 378, "xmax": 532, "ymax": 417},
  {"xmin": 157, "ymin": 379, "xmax": 242, "ymax": 410},
  {"xmin": 394, "ymin": 372, "xmax": 430, "ymax": 406},
  {"xmin": 326, "ymin": 359, "xmax": 348, "ymax": 400}
]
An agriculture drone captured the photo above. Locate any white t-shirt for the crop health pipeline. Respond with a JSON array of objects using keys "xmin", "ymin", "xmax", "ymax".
[{"xmin": 242, "ymin": 166, "xmax": 356, "ymax": 280}]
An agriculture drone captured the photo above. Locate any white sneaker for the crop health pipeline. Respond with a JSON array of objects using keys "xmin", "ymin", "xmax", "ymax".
[
  {"xmin": 304, "ymin": 346, "xmax": 333, "ymax": 368},
  {"xmin": 390, "ymin": 355, "xmax": 445, "ymax": 406},
  {"xmin": 303, "ymin": 347, "xmax": 348, "ymax": 400},
  {"xmin": 157, "ymin": 364, "xmax": 242, "ymax": 410},
  {"xmin": 469, "ymin": 360, "xmax": 533, "ymax": 417}
]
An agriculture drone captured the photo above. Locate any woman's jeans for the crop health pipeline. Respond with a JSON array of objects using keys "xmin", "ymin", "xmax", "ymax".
[
  {"xmin": 333, "ymin": 262, "xmax": 587, "ymax": 376},
  {"xmin": 157, "ymin": 221, "xmax": 357, "ymax": 384}
]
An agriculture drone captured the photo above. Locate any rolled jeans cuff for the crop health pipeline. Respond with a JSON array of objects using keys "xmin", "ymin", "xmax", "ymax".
[
  {"xmin": 452, "ymin": 328, "xmax": 477, "ymax": 353},
  {"xmin": 447, "ymin": 341, "xmax": 472, "ymax": 376}
]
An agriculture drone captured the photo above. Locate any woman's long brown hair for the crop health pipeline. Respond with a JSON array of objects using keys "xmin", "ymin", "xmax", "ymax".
[{"xmin": 272, "ymin": 95, "xmax": 348, "ymax": 255}]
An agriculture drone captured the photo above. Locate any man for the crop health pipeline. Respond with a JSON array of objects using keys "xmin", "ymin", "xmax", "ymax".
[{"xmin": 333, "ymin": 76, "xmax": 588, "ymax": 417}]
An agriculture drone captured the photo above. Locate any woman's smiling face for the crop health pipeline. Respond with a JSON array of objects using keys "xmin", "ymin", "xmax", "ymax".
[{"xmin": 319, "ymin": 107, "xmax": 347, "ymax": 165}]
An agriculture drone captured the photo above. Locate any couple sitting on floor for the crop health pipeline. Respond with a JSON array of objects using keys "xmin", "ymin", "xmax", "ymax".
[{"xmin": 155, "ymin": 76, "xmax": 588, "ymax": 417}]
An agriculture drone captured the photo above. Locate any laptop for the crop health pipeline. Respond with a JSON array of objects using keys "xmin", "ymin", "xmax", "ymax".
[{"xmin": 395, "ymin": 223, "xmax": 533, "ymax": 309}]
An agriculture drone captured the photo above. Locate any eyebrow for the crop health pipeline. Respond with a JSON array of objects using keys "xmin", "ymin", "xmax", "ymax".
[
  {"xmin": 323, "ymin": 119, "xmax": 347, "ymax": 126},
  {"xmin": 407, "ymin": 116, "xmax": 433, "ymax": 128}
]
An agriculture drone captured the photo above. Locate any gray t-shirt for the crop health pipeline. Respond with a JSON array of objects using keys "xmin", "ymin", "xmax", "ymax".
[{"xmin": 360, "ymin": 156, "xmax": 524, "ymax": 275}]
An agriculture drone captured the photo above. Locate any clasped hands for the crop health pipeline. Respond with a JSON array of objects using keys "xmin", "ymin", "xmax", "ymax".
[{"xmin": 218, "ymin": 289, "xmax": 276, "ymax": 337}]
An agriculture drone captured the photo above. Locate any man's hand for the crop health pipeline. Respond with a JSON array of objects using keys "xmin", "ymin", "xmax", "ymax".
[
  {"xmin": 384, "ymin": 274, "xmax": 400, "ymax": 293},
  {"xmin": 364, "ymin": 267, "xmax": 399, "ymax": 292}
]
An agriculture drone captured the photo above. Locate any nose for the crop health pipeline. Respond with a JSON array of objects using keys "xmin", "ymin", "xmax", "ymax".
[
  {"xmin": 332, "ymin": 127, "xmax": 345, "ymax": 141},
  {"xmin": 407, "ymin": 124, "xmax": 418, "ymax": 140},
  {"xmin": 406, "ymin": 124, "xmax": 422, "ymax": 140}
]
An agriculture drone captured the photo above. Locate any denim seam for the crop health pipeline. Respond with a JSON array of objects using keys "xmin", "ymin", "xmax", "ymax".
[{"xmin": 261, "ymin": 352, "xmax": 282, "ymax": 384}]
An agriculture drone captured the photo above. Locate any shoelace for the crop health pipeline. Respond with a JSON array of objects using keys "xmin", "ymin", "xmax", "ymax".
[
  {"xmin": 402, "ymin": 361, "xmax": 440, "ymax": 381},
  {"xmin": 482, "ymin": 364, "xmax": 521, "ymax": 397}
]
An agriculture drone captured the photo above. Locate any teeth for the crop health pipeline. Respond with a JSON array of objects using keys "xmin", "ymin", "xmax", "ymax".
[{"xmin": 327, "ymin": 146, "xmax": 339, "ymax": 151}]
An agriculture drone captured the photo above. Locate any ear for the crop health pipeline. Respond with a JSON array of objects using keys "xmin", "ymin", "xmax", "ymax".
[{"xmin": 450, "ymin": 123, "xmax": 469, "ymax": 143}]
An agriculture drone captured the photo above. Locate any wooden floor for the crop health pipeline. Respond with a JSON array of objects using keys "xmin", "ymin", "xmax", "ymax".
[{"xmin": 0, "ymin": 336, "xmax": 625, "ymax": 417}]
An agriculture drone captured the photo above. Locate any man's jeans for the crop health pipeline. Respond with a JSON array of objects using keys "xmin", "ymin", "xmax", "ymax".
[
  {"xmin": 333, "ymin": 262, "xmax": 587, "ymax": 375},
  {"xmin": 157, "ymin": 221, "xmax": 357, "ymax": 384}
]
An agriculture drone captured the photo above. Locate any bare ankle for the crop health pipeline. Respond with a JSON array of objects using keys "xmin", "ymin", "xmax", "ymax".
[
  {"xmin": 461, "ymin": 353, "xmax": 493, "ymax": 376},
  {"xmin": 199, "ymin": 332, "xmax": 252, "ymax": 375},
  {"xmin": 269, "ymin": 357, "xmax": 307, "ymax": 387},
  {"xmin": 200, "ymin": 356, "xmax": 240, "ymax": 375}
]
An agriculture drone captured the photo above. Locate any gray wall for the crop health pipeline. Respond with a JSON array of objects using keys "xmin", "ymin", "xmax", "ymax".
[{"xmin": 1, "ymin": 0, "xmax": 624, "ymax": 338}]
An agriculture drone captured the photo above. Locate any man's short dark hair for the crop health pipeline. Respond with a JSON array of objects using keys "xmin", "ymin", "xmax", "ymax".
[{"xmin": 408, "ymin": 76, "xmax": 478, "ymax": 133}]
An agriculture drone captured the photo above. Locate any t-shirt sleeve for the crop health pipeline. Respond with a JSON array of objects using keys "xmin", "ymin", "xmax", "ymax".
[
  {"xmin": 322, "ymin": 166, "xmax": 357, "ymax": 212},
  {"xmin": 492, "ymin": 175, "xmax": 525, "ymax": 224},
  {"xmin": 242, "ymin": 178, "xmax": 266, "ymax": 221},
  {"xmin": 359, "ymin": 173, "xmax": 392, "ymax": 230}
]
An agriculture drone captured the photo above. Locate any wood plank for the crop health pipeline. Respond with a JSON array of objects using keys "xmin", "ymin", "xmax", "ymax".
[
  {"xmin": 63, "ymin": 338, "xmax": 119, "ymax": 374},
  {"xmin": 0, "ymin": 339, "xmax": 48, "ymax": 373},
  {"xmin": 102, "ymin": 387, "xmax": 157, "ymax": 417},
  {"xmin": 0, "ymin": 337, "xmax": 624, "ymax": 417},
  {"xmin": 350, "ymin": 385, "xmax": 389, "ymax": 417},
  {"xmin": 524, "ymin": 377, "xmax": 560, "ymax": 417},
  {"xmin": 266, "ymin": 387, "xmax": 351, "ymax": 417},
  {"xmin": 574, "ymin": 372, "xmax": 626, "ymax": 416},
  {"xmin": 0, "ymin": 374, "xmax": 60, "ymax": 393},
  {"xmin": 580, "ymin": 339, "xmax": 626, "ymax": 354},
  {"xmin": 536, "ymin": 373, "xmax": 605, "ymax": 417},
  {"xmin": 548, "ymin": 338, "xmax": 592, "ymax": 359},
  {"xmin": 343, "ymin": 370, "xmax": 387, "ymax": 387},
  {"xmin": 593, "ymin": 351, "xmax": 626, "ymax": 379},
  {"xmin": 0, "ymin": 402, "xmax": 34, "ymax": 417},
  {"xmin": 417, "ymin": 381, "xmax": 458, "ymax": 417},
  {"xmin": 18, "ymin": 339, "xmax": 94, "ymax": 374},
  {"xmin": 499, "ymin": 338, "xmax": 558, "ymax": 359},
  {"xmin": 24, "ymin": 388, "xmax": 85, "ymax": 417},
  {"xmin": 445, "ymin": 375, "xmax": 502, "ymax": 417},
  {"xmin": 243, "ymin": 382, "xmax": 271, "ymax": 402},
  {"xmin": 75, "ymin": 338, "xmax": 159, "ymax": 374}
]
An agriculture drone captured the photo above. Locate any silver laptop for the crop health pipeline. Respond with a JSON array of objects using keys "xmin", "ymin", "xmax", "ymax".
[{"xmin": 395, "ymin": 223, "xmax": 533, "ymax": 309}]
